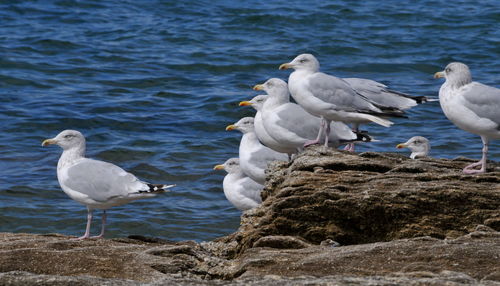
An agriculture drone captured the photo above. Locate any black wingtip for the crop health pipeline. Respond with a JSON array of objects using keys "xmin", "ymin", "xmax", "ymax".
[
  {"xmin": 385, "ymin": 89, "xmax": 430, "ymax": 104},
  {"xmin": 355, "ymin": 130, "xmax": 372, "ymax": 142},
  {"xmin": 139, "ymin": 183, "xmax": 175, "ymax": 193},
  {"xmin": 339, "ymin": 130, "xmax": 372, "ymax": 144}
]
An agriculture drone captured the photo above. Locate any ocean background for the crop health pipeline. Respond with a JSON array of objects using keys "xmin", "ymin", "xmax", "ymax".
[{"xmin": 0, "ymin": 0, "xmax": 498, "ymax": 242}]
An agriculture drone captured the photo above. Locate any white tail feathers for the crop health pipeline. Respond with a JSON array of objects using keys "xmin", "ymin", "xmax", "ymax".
[{"xmin": 361, "ymin": 114, "xmax": 393, "ymax": 127}]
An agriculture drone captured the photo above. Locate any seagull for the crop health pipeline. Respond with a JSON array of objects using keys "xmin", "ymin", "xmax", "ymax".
[
  {"xmin": 253, "ymin": 78, "xmax": 370, "ymax": 153},
  {"xmin": 279, "ymin": 53, "xmax": 405, "ymax": 147},
  {"xmin": 434, "ymin": 62, "xmax": 500, "ymax": 174},
  {"xmin": 42, "ymin": 130, "xmax": 174, "ymax": 240},
  {"xmin": 239, "ymin": 95, "xmax": 296, "ymax": 155},
  {"xmin": 213, "ymin": 158, "xmax": 263, "ymax": 211},
  {"xmin": 396, "ymin": 136, "xmax": 430, "ymax": 159},
  {"xmin": 226, "ymin": 117, "xmax": 288, "ymax": 184},
  {"xmin": 342, "ymin": 77, "xmax": 428, "ymax": 151}
]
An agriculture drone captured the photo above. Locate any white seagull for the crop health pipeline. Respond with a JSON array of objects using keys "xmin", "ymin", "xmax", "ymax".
[
  {"xmin": 279, "ymin": 53, "xmax": 404, "ymax": 147},
  {"xmin": 434, "ymin": 62, "xmax": 500, "ymax": 174},
  {"xmin": 239, "ymin": 95, "xmax": 296, "ymax": 155},
  {"xmin": 42, "ymin": 130, "xmax": 174, "ymax": 240},
  {"xmin": 396, "ymin": 136, "xmax": 430, "ymax": 159},
  {"xmin": 226, "ymin": 117, "xmax": 288, "ymax": 184},
  {"xmin": 213, "ymin": 158, "xmax": 263, "ymax": 211},
  {"xmin": 253, "ymin": 78, "xmax": 369, "ymax": 153}
]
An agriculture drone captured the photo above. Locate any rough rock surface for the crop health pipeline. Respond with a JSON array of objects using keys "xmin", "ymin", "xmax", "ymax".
[
  {"xmin": 223, "ymin": 148, "xmax": 500, "ymax": 254},
  {"xmin": 1, "ymin": 148, "xmax": 499, "ymax": 285},
  {"xmin": 1, "ymin": 230, "xmax": 499, "ymax": 285}
]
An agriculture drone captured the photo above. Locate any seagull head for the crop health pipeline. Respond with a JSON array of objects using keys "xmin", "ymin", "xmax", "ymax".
[
  {"xmin": 226, "ymin": 117, "xmax": 254, "ymax": 134},
  {"xmin": 279, "ymin": 53, "xmax": 320, "ymax": 72},
  {"xmin": 396, "ymin": 136, "xmax": 430, "ymax": 159},
  {"xmin": 42, "ymin": 129, "xmax": 86, "ymax": 151},
  {"xmin": 434, "ymin": 62, "xmax": 472, "ymax": 88},
  {"xmin": 239, "ymin": 95, "xmax": 267, "ymax": 111},
  {"xmin": 253, "ymin": 78, "xmax": 290, "ymax": 105},
  {"xmin": 213, "ymin": 158, "xmax": 240, "ymax": 174}
]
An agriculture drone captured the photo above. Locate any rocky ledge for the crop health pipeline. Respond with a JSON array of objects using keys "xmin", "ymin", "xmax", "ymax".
[{"xmin": 1, "ymin": 147, "xmax": 499, "ymax": 285}]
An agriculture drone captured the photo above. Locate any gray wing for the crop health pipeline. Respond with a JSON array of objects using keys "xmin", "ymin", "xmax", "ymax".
[
  {"xmin": 461, "ymin": 82, "xmax": 500, "ymax": 124},
  {"xmin": 308, "ymin": 73, "xmax": 382, "ymax": 113},
  {"xmin": 240, "ymin": 177, "xmax": 263, "ymax": 204},
  {"xmin": 249, "ymin": 146, "xmax": 287, "ymax": 170},
  {"xmin": 344, "ymin": 77, "xmax": 418, "ymax": 110},
  {"xmin": 64, "ymin": 159, "xmax": 146, "ymax": 202},
  {"xmin": 275, "ymin": 103, "xmax": 321, "ymax": 141}
]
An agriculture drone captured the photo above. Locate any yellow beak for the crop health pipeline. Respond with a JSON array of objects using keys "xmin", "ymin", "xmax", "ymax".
[
  {"xmin": 396, "ymin": 143, "xmax": 406, "ymax": 149},
  {"xmin": 253, "ymin": 84, "xmax": 264, "ymax": 91},
  {"xmin": 239, "ymin": 101, "xmax": 252, "ymax": 106},
  {"xmin": 213, "ymin": 164, "xmax": 224, "ymax": 170},
  {"xmin": 434, "ymin": 71, "xmax": 445, "ymax": 79},
  {"xmin": 279, "ymin": 63, "xmax": 291, "ymax": 70},
  {"xmin": 225, "ymin": 124, "xmax": 237, "ymax": 131},
  {"xmin": 42, "ymin": 139, "xmax": 57, "ymax": 147}
]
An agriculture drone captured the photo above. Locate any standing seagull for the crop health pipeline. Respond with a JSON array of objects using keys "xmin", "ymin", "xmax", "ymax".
[
  {"xmin": 279, "ymin": 54, "xmax": 403, "ymax": 147},
  {"xmin": 253, "ymin": 78, "xmax": 368, "ymax": 152},
  {"xmin": 434, "ymin": 62, "xmax": 500, "ymax": 174},
  {"xmin": 213, "ymin": 158, "xmax": 263, "ymax": 211},
  {"xmin": 226, "ymin": 117, "xmax": 288, "ymax": 184},
  {"xmin": 42, "ymin": 130, "xmax": 174, "ymax": 239}
]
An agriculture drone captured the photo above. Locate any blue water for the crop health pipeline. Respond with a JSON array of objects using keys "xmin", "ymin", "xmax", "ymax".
[{"xmin": 0, "ymin": 0, "xmax": 498, "ymax": 241}]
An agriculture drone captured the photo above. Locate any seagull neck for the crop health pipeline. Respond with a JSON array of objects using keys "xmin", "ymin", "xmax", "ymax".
[
  {"xmin": 410, "ymin": 151, "xmax": 427, "ymax": 159},
  {"xmin": 446, "ymin": 76, "xmax": 472, "ymax": 89},
  {"xmin": 244, "ymin": 131, "xmax": 259, "ymax": 143},
  {"xmin": 58, "ymin": 145, "xmax": 85, "ymax": 170},
  {"xmin": 291, "ymin": 69, "xmax": 314, "ymax": 77},
  {"xmin": 232, "ymin": 169, "xmax": 247, "ymax": 179},
  {"xmin": 264, "ymin": 95, "xmax": 286, "ymax": 109}
]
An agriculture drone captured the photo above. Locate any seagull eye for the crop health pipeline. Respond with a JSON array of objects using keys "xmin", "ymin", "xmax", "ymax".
[
  {"xmin": 445, "ymin": 67, "xmax": 452, "ymax": 73},
  {"xmin": 64, "ymin": 135, "xmax": 74, "ymax": 139},
  {"xmin": 299, "ymin": 58, "xmax": 307, "ymax": 63}
]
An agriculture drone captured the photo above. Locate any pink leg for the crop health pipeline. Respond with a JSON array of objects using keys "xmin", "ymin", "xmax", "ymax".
[
  {"xmin": 343, "ymin": 124, "xmax": 359, "ymax": 152},
  {"xmin": 72, "ymin": 208, "xmax": 92, "ymax": 240},
  {"xmin": 304, "ymin": 119, "xmax": 326, "ymax": 147},
  {"xmin": 323, "ymin": 120, "xmax": 331, "ymax": 147},
  {"xmin": 343, "ymin": 143, "xmax": 355, "ymax": 152},
  {"xmin": 463, "ymin": 137, "xmax": 488, "ymax": 174},
  {"xmin": 91, "ymin": 210, "xmax": 107, "ymax": 239}
]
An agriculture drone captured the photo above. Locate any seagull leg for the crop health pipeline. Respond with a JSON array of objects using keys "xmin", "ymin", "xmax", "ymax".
[
  {"xmin": 463, "ymin": 136, "xmax": 488, "ymax": 174},
  {"xmin": 343, "ymin": 124, "xmax": 359, "ymax": 152},
  {"xmin": 343, "ymin": 143, "xmax": 355, "ymax": 152},
  {"xmin": 323, "ymin": 119, "xmax": 331, "ymax": 147},
  {"xmin": 91, "ymin": 210, "xmax": 107, "ymax": 239},
  {"xmin": 304, "ymin": 118, "xmax": 326, "ymax": 147},
  {"xmin": 73, "ymin": 207, "xmax": 93, "ymax": 240}
]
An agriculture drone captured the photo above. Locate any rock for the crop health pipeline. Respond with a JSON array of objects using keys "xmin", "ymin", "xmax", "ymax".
[
  {"xmin": 0, "ymin": 231, "xmax": 499, "ymax": 285},
  {"xmin": 223, "ymin": 147, "xmax": 500, "ymax": 255},
  {"xmin": 252, "ymin": 235, "xmax": 311, "ymax": 249},
  {"xmin": 1, "ymin": 148, "xmax": 499, "ymax": 285}
]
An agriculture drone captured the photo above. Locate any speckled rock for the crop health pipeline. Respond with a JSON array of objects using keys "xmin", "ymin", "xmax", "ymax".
[{"xmin": 222, "ymin": 147, "xmax": 500, "ymax": 255}]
